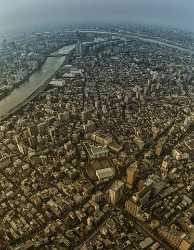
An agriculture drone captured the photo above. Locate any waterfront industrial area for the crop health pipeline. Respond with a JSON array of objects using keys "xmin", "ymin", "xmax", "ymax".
[{"xmin": 0, "ymin": 25, "xmax": 194, "ymax": 249}]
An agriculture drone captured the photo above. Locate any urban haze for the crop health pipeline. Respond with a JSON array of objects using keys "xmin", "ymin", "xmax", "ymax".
[{"xmin": 0, "ymin": 0, "xmax": 194, "ymax": 33}]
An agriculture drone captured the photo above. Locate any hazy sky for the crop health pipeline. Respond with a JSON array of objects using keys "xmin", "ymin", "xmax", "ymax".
[{"xmin": 0, "ymin": 0, "xmax": 194, "ymax": 34}]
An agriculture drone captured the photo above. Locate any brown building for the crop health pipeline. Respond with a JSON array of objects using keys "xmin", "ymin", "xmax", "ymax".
[
  {"xmin": 179, "ymin": 240, "xmax": 191, "ymax": 250},
  {"xmin": 125, "ymin": 200, "xmax": 139, "ymax": 217},
  {"xmin": 108, "ymin": 180, "xmax": 124, "ymax": 206},
  {"xmin": 158, "ymin": 226, "xmax": 182, "ymax": 249},
  {"xmin": 127, "ymin": 167, "xmax": 137, "ymax": 187}
]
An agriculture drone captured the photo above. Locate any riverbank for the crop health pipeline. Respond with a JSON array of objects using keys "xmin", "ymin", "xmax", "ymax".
[
  {"xmin": 0, "ymin": 44, "xmax": 75, "ymax": 121},
  {"xmin": 0, "ymin": 43, "xmax": 74, "ymax": 103},
  {"xmin": 0, "ymin": 71, "xmax": 55, "ymax": 122},
  {"xmin": 0, "ymin": 58, "xmax": 47, "ymax": 102},
  {"xmin": 79, "ymin": 30, "xmax": 194, "ymax": 55}
]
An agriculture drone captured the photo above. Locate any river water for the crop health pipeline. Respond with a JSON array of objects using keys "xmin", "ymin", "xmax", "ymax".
[
  {"xmin": 80, "ymin": 30, "xmax": 194, "ymax": 54},
  {"xmin": 0, "ymin": 44, "xmax": 75, "ymax": 119}
]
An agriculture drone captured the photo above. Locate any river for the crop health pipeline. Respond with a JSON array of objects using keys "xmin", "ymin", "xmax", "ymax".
[
  {"xmin": 80, "ymin": 30, "xmax": 194, "ymax": 54},
  {"xmin": 0, "ymin": 44, "xmax": 75, "ymax": 120}
]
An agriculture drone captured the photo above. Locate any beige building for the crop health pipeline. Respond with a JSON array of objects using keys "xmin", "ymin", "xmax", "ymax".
[{"xmin": 91, "ymin": 132, "xmax": 112, "ymax": 146}]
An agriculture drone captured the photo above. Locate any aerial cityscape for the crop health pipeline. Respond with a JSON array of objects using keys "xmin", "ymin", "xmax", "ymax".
[{"xmin": 0, "ymin": 1, "xmax": 194, "ymax": 250}]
